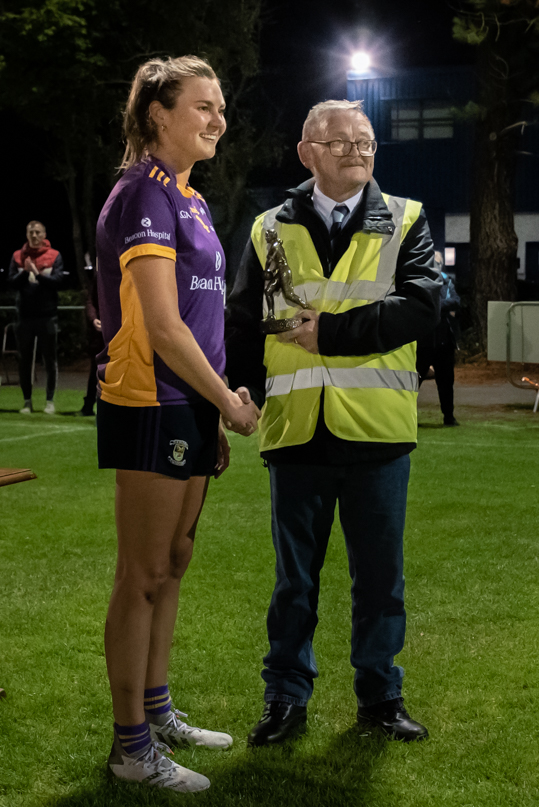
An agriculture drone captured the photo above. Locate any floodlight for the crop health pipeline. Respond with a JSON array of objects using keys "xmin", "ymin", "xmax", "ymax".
[{"xmin": 351, "ymin": 52, "xmax": 371, "ymax": 73}]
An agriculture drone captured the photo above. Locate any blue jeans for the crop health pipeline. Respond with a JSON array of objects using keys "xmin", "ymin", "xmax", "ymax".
[{"xmin": 263, "ymin": 455, "xmax": 410, "ymax": 708}]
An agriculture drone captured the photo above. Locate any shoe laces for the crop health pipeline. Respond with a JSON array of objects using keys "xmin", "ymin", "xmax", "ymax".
[
  {"xmin": 138, "ymin": 740, "xmax": 174, "ymax": 767},
  {"xmin": 167, "ymin": 709, "xmax": 201, "ymax": 736},
  {"xmin": 366, "ymin": 697, "xmax": 408, "ymax": 719},
  {"xmin": 392, "ymin": 697, "xmax": 410, "ymax": 717},
  {"xmin": 263, "ymin": 701, "xmax": 292, "ymax": 718}
]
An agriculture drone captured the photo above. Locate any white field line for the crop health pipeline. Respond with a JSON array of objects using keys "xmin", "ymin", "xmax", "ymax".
[
  {"xmin": 2, "ymin": 426, "xmax": 530, "ymax": 448},
  {"xmin": 421, "ymin": 440, "xmax": 539, "ymax": 448},
  {"xmin": 0, "ymin": 426, "xmax": 90, "ymax": 444},
  {"xmin": 1, "ymin": 422, "xmax": 84, "ymax": 433}
]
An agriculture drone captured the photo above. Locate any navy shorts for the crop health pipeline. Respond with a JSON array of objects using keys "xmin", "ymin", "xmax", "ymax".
[{"xmin": 97, "ymin": 398, "xmax": 220, "ymax": 480}]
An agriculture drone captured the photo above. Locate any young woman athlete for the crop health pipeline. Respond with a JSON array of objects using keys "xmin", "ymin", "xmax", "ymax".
[{"xmin": 95, "ymin": 55, "xmax": 260, "ymax": 793}]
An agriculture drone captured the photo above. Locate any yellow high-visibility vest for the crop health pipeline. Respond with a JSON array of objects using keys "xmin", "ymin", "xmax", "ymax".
[{"xmin": 253, "ymin": 194, "xmax": 423, "ymax": 452}]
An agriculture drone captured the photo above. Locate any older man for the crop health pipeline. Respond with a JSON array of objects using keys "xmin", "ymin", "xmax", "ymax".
[{"xmin": 225, "ymin": 100, "xmax": 441, "ymax": 745}]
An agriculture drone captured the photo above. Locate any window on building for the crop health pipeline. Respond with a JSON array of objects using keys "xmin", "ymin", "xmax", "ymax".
[
  {"xmin": 444, "ymin": 247, "xmax": 456, "ymax": 267},
  {"xmin": 390, "ymin": 101, "xmax": 454, "ymax": 141}
]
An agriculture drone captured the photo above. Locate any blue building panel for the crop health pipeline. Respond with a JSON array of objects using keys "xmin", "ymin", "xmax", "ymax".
[
  {"xmin": 347, "ymin": 66, "xmax": 539, "ymax": 216},
  {"xmin": 515, "ymin": 123, "xmax": 539, "ymax": 212},
  {"xmin": 348, "ymin": 67, "xmax": 475, "ymax": 214}
]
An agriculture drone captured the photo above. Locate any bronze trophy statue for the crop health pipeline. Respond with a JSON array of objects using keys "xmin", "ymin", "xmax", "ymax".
[{"xmin": 261, "ymin": 229, "xmax": 314, "ymax": 334}]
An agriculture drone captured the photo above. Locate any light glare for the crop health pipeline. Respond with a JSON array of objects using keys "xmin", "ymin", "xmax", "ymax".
[{"xmin": 351, "ymin": 51, "xmax": 371, "ymax": 72}]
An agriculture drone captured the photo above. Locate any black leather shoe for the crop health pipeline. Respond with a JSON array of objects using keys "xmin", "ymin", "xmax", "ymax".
[
  {"xmin": 357, "ymin": 697, "xmax": 428, "ymax": 742},
  {"xmin": 443, "ymin": 416, "xmax": 459, "ymax": 426},
  {"xmin": 247, "ymin": 701, "xmax": 307, "ymax": 747}
]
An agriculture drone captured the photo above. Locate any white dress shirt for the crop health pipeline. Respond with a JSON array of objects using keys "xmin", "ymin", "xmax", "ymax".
[{"xmin": 312, "ymin": 184, "xmax": 364, "ymax": 232}]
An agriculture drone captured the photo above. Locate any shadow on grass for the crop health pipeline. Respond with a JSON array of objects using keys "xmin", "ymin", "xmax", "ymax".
[
  {"xmin": 501, "ymin": 402, "xmax": 536, "ymax": 412},
  {"xmin": 39, "ymin": 728, "xmax": 389, "ymax": 807},
  {"xmin": 206, "ymin": 728, "xmax": 389, "ymax": 807}
]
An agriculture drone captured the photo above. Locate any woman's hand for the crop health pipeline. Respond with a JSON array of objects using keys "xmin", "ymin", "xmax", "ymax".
[
  {"xmin": 214, "ymin": 420, "xmax": 231, "ymax": 478},
  {"xmin": 221, "ymin": 388, "xmax": 261, "ymax": 436}
]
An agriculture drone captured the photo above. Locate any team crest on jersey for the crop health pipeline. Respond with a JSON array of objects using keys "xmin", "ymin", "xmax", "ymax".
[
  {"xmin": 168, "ymin": 439, "xmax": 188, "ymax": 466},
  {"xmin": 215, "ymin": 251, "xmax": 222, "ymax": 271},
  {"xmin": 141, "ymin": 217, "xmax": 151, "ymax": 227}
]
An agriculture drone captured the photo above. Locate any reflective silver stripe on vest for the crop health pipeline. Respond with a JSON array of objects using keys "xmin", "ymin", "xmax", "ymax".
[
  {"xmin": 263, "ymin": 208, "xmax": 282, "ymax": 232},
  {"xmin": 370, "ymin": 195, "xmax": 406, "ymax": 286},
  {"xmin": 265, "ymin": 367, "xmax": 419, "ymax": 397}
]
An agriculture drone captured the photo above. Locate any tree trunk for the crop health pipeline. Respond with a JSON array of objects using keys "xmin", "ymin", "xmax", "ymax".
[{"xmin": 470, "ymin": 39, "xmax": 519, "ymax": 351}]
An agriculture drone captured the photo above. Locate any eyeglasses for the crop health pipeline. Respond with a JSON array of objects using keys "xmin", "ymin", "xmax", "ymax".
[{"xmin": 307, "ymin": 139, "xmax": 377, "ymax": 157}]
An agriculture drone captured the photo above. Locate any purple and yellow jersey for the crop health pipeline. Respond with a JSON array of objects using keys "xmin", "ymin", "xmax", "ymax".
[{"xmin": 96, "ymin": 158, "xmax": 226, "ymax": 406}]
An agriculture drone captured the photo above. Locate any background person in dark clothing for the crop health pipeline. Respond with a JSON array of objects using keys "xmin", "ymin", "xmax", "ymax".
[
  {"xmin": 80, "ymin": 274, "xmax": 103, "ymax": 416},
  {"xmin": 8, "ymin": 220, "xmax": 63, "ymax": 414},
  {"xmin": 416, "ymin": 252, "xmax": 460, "ymax": 426}
]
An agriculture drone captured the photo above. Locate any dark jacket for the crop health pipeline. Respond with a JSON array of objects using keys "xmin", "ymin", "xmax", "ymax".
[
  {"xmin": 437, "ymin": 270, "xmax": 460, "ymax": 348},
  {"xmin": 8, "ymin": 244, "xmax": 64, "ymax": 320},
  {"xmin": 85, "ymin": 273, "xmax": 104, "ymax": 356},
  {"xmin": 226, "ymin": 177, "xmax": 442, "ymax": 409}
]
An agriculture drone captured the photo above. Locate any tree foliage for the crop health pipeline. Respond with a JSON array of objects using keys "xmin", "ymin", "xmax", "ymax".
[
  {"xmin": 0, "ymin": 0, "xmax": 279, "ymax": 282},
  {"xmin": 452, "ymin": 0, "xmax": 539, "ymax": 348}
]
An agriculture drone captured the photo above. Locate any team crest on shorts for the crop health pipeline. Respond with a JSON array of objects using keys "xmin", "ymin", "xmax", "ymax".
[{"xmin": 168, "ymin": 439, "xmax": 189, "ymax": 466}]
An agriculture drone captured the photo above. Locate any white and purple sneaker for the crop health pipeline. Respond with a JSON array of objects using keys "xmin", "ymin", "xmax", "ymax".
[
  {"xmin": 108, "ymin": 731, "xmax": 210, "ymax": 792},
  {"xmin": 147, "ymin": 708, "xmax": 233, "ymax": 749}
]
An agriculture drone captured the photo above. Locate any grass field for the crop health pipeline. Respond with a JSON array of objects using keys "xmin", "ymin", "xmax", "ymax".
[{"xmin": 1, "ymin": 385, "xmax": 539, "ymax": 806}]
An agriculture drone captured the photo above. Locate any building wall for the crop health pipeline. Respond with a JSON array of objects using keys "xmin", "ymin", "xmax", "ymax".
[
  {"xmin": 348, "ymin": 66, "xmax": 539, "ymax": 288},
  {"xmin": 348, "ymin": 66, "xmax": 539, "ymax": 216},
  {"xmin": 446, "ymin": 213, "xmax": 539, "ymax": 281},
  {"xmin": 349, "ymin": 67, "xmax": 475, "ymax": 214}
]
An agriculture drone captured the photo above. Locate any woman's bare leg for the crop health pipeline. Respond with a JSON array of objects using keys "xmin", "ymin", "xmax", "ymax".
[
  {"xmin": 145, "ymin": 476, "xmax": 210, "ymax": 689},
  {"xmin": 105, "ymin": 469, "xmax": 189, "ymax": 726}
]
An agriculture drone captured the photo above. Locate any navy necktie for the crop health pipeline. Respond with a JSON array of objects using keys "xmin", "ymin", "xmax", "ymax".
[{"xmin": 329, "ymin": 204, "xmax": 348, "ymax": 242}]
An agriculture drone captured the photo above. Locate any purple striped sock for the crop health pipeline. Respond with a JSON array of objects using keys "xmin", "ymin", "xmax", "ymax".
[
  {"xmin": 144, "ymin": 683, "xmax": 172, "ymax": 716},
  {"xmin": 114, "ymin": 721, "xmax": 151, "ymax": 757}
]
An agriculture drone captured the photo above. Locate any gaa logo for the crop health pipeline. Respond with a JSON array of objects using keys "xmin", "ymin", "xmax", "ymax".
[
  {"xmin": 141, "ymin": 217, "xmax": 151, "ymax": 227},
  {"xmin": 168, "ymin": 439, "xmax": 188, "ymax": 467},
  {"xmin": 215, "ymin": 252, "xmax": 222, "ymax": 271}
]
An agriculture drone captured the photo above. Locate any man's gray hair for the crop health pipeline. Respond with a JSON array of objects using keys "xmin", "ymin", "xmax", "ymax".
[{"xmin": 302, "ymin": 100, "xmax": 374, "ymax": 141}]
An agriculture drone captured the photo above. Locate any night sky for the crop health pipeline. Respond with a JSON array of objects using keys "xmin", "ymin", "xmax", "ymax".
[
  {"xmin": 262, "ymin": 0, "xmax": 468, "ymax": 101},
  {"xmin": 1, "ymin": 0, "xmax": 471, "ymax": 275},
  {"xmin": 258, "ymin": 0, "xmax": 470, "ymax": 184}
]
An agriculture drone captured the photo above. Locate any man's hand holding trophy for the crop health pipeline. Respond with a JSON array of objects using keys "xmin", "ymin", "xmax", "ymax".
[{"xmin": 260, "ymin": 229, "xmax": 320, "ymax": 354}]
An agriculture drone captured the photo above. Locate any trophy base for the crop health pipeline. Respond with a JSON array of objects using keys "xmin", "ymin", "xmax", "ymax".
[{"xmin": 260, "ymin": 317, "xmax": 305, "ymax": 335}]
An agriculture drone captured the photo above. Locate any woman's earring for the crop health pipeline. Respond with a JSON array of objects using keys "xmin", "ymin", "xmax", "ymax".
[{"xmin": 161, "ymin": 124, "xmax": 166, "ymax": 132}]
